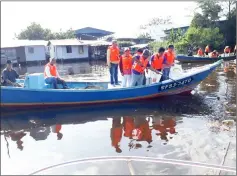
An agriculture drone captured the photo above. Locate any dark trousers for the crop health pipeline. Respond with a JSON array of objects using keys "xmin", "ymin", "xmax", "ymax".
[
  {"xmin": 160, "ymin": 68, "xmax": 171, "ymax": 82},
  {"xmin": 109, "ymin": 63, "xmax": 118, "ymax": 84},
  {"xmin": 142, "ymin": 73, "xmax": 146, "ymax": 85},
  {"xmin": 45, "ymin": 77, "xmax": 68, "ymax": 89}
]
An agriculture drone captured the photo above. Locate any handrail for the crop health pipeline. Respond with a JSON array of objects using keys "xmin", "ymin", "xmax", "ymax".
[{"xmin": 29, "ymin": 156, "xmax": 236, "ymax": 175}]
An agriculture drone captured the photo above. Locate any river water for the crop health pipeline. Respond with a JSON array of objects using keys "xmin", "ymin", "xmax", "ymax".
[{"xmin": 1, "ymin": 60, "xmax": 236, "ymax": 175}]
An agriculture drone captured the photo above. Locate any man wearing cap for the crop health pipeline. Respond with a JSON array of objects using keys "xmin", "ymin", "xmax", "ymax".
[
  {"xmin": 44, "ymin": 58, "xmax": 69, "ymax": 89},
  {"xmin": 1, "ymin": 60, "xmax": 21, "ymax": 87},
  {"xmin": 131, "ymin": 49, "xmax": 159, "ymax": 86},
  {"xmin": 107, "ymin": 40, "xmax": 120, "ymax": 86},
  {"xmin": 119, "ymin": 48, "xmax": 133, "ymax": 87}
]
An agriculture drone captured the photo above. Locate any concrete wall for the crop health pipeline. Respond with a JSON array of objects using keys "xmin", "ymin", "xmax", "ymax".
[
  {"xmin": 24, "ymin": 45, "xmax": 46, "ymax": 62},
  {"xmin": 55, "ymin": 45, "xmax": 89, "ymax": 60},
  {"xmin": 1, "ymin": 47, "xmax": 17, "ymax": 64},
  {"xmin": 15, "ymin": 46, "xmax": 26, "ymax": 63}
]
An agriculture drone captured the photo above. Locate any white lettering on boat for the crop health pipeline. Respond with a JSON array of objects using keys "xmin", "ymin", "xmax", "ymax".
[{"xmin": 160, "ymin": 78, "xmax": 193, "ymax": 91}]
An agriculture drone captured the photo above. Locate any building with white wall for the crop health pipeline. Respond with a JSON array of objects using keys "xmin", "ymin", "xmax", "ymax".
[
  {"xmin": 1, "ymin": 40, "xmax": 48, "ymax": 65},
  {"xmin": 48, "ymin": 39, "xmax": 89, "ymax": 60}
]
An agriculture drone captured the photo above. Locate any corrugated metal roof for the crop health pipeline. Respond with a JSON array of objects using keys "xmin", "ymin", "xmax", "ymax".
[
  {"xmin": 49, "ymin": 39, "xmax": 111, "ymax": 46},
  {"xmin": 1, "ymin": 40, "xmax": 48, "ymax": 48},
  {"xmin": 75, "ymin": 27, "xmax": 114, "ymax": 36},
  {"xmin": 130, "ymin": 43, "xmax": 149, "ymax": 48},
  {"xmin": 48, "ymin": 39, "xmax": 85, "ymax": 46}
]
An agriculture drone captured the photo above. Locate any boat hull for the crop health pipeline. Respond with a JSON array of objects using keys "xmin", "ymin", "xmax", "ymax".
[
  {"xmin": 0, "ymin": 60, "xmax": 222, "ymax": 109},
  {"xmin": 176, "ymin": 55, "xmax": 236, "ymax": 63}
]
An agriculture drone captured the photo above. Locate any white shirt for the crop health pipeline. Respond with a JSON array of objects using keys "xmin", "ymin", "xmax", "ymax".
[{"xmin": 44, "ymin": 65, "xmax": 60, "ymax": 78}]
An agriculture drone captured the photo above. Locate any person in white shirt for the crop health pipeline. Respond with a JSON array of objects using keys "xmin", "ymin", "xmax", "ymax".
[{"xmin": 44, "ymin": 58, "xmax": 69, "ymax": 89}]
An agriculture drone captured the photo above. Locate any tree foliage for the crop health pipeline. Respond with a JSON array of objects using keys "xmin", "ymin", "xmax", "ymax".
[
  {"xmin": 15, "ymin": 22, "xmax": 76, "ymax": 40},
  {"xmin": 139, "ymin": 16, "xmax": 172, "ymax": 39},
  {"xmin": 191, "ymin": 0, "xmax": 223, "ymax": 28},
  {"xmin": 137, "ymin": 32, "xmax": 152, "ymax": 39}
]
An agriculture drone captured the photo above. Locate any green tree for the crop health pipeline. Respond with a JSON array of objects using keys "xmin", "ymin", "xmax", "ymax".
[
  {"xmin": 16, "ymin": 22, "xmax": 52, "ymax": 40},
  {"xmin": 139, "ymin": 16, "xmax": 172, "ymax": 39},
  {"xmin": 191, "ymin": 0, "xmax": 222, "ymax": 28},
  {"xmin": 16, "ymin": 22, "xmax": 76, "ymax": 40},
  {"xmin": 137, "ymin": 32, "xmax": 152, "ymax": 39}
]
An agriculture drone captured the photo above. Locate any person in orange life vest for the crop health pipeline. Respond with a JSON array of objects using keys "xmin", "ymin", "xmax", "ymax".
[
  {"xmin": 161, "ymin": 45, "xmax": 176, "ymax": 81},
  {"xmin": 131, "ymin": 49, "xmax": 159, "ymax": 86},
  {"xmin": 210, "ymin": 50, "xmax": 219, "ymax": 58},
  {"xmin": 197, "ymin": 47, "xmax": 204, "ymax": 57},
  {"xmin": 51, "ymin": 124, "xmax": 63, "ymax": 140},
  {"xmin": 163, "ymin": 117, "xmax": 176, "ymax": 135},
  {"xmin": 133, "ymin": 117, "xmax": 152, "ymax": 144},
  {"xmin": 152, "ymin": 118, "xmax": 168, "ymax": 142},
  {"xmin": 224, "ymin": 46, "xmax": 231, "ymax": 56},
  {"xmin": 119, "ymin": 48, "xmax": 133, "ymax": 87},
  {"xmin": 205, "ymin": 45, "xmax": 210, "ymax": 55},
  {"xmin": 123, "ymin": 117, "xmax": 135, "ymax": 139},
  {"xmin": 44, "ymin": 58, "xmax": 69, "ymax": 89},
  {"xmin": 110, "ymin": 117, "xmax": 123, "ymax": 153},
  {"xmin": 107, "ymin": 40, "xmax": 120, "ymax": 86},
  {"xmin": 150, "ymin": 47, "xmax": 165, "ymax": 72}
]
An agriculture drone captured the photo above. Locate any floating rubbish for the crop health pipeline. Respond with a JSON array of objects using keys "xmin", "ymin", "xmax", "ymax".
[
  {"xmin": 222, "ymin": 120, "xmax": 235, "ymax": 127},
  {"xmin": 206, "ymin": 84, "xmax": 215, "ymax": 87}
]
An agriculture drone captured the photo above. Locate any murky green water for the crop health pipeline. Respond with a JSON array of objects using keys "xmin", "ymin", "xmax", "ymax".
[{"xmin": 1, "ymin": 60, "xmax": 236, "ymax": 175}]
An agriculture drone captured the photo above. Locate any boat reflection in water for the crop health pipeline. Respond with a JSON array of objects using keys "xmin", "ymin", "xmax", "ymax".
[
  {"xmin": 1, "ymin": 95, "xmax": 208, "ymax": 154},
  {"xmin": 1, "ymin": 95, "xmax": 236, "ymax": 175}
]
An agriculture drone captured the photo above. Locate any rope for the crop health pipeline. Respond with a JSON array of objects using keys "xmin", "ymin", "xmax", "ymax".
[
  {"xmin": 29, "ymin": 156, "xmax": 236, "ymax": 175},
  {"xmin": 218, "ymin": 141, "xmax": 231, "ymax": 175}
]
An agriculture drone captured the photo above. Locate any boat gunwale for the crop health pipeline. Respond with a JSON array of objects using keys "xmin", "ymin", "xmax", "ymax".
[{"xmin": 0, "ymin": 60, "xmax": 222, "ymax": 93}]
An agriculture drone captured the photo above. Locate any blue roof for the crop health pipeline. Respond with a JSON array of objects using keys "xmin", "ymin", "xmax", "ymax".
[{"xmin": 75, "ymin": 27, "xmax": 114, "ymax": 37}]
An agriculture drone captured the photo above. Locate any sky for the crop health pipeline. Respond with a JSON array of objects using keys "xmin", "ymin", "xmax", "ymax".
[{"xmin": 1, "ymin": 1, "xmax": 197, "ymax": 43}]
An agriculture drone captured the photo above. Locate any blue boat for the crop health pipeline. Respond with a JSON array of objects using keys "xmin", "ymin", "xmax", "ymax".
[
  {"xmin": 176, "ymin": 55, "xmax": 236, "ymax": 63},
  {"xmin": 1, "ymin": 60, "xmax": 222, "ymax": 109}
]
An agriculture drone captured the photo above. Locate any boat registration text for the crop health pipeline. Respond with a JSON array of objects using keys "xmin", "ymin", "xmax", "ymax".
[{"xmin": 159, "ymin": 77, "xmax": 193, "ymax": 91}]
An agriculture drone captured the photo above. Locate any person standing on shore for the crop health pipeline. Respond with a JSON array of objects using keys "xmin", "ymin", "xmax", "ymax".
[
  {"xmin": 107, "ymin": 40, "xmax": 120, "ymax": 86},
  {"xmin": 119, "ymin": 48, "xmax": 133, "ymax": 87}
]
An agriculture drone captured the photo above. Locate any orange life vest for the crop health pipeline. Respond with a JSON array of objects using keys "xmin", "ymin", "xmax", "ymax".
[
  {"xmin": 151, "ymin": 53, "xmax": 164, "ymax": 70},
  {"xmin": 205, "ymin": 45, "xmax": 210, "ymax": 53},
  {"xmin": 123, "ymin": 117, "xmax": 135, "ymax": 138},
  {"xmin": 132, "ymin": 56, "xmax": 149, "ymax": 74},
  {"xmin": 164, "ymin": 50, "xmax": 175, "ymax": 65},
  {"xmin": 197, "ymin": 49, "xmax": 203, "ymax": 56},
  {"xmin": 108, "ymin": 46, "xmax": 120, "ymax": 62},
  {"xmin": 224, "ymin": 46, "xmax": 230, "ymax": 53},
  {"xmin": 44, "ymin": 63, "xmax": 57, "ymax": 77},
  {"xmin": 121, "ymin": 54, "xmax": 133, "ymax": 71}
]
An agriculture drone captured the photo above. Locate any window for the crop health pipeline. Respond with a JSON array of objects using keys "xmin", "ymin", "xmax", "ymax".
[
  {"xmin": 66, "ymin": 45, "xmax": 72, "ymax": 53},
  {"xmin": 28, "ymin": 47, "xmax": 34, "ymax": 54},
  {"xmin": 78, "ymin": 46, "xmax": 84, "ymax": 54}
]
